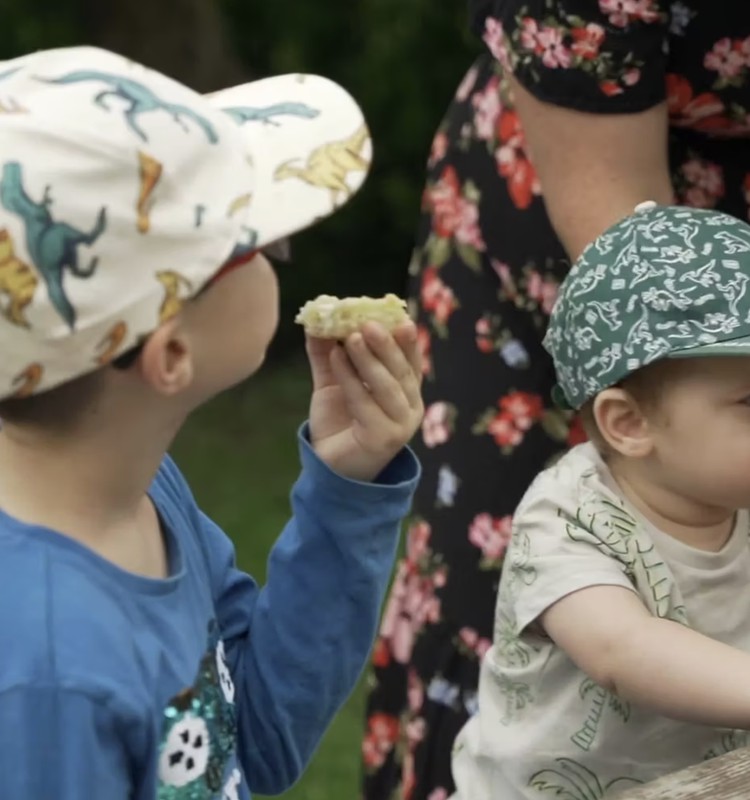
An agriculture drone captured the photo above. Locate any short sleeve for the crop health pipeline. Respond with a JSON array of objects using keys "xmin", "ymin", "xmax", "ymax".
[
  {"xmin": 501, "ymin": 470, "xmax": 638, "ymax": 635},
  {"xmin": 480, "ymin": 0, "xmax": 670, "ymax": 113}
]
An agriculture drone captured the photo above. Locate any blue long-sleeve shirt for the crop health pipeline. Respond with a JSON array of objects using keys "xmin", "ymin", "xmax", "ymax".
[{"xmin": 0, "ymin": 425, "xmax": 419, "ymax": 798}]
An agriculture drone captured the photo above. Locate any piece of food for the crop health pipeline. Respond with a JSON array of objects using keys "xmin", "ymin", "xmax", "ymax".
[{"xmin": 295, "ymin": 293, "xmax": 409, "ymax": 338}]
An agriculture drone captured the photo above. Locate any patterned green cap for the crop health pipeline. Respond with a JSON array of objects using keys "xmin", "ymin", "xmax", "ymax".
[{"xmin": 544, "ymin": 202, "xmax": 750, "ymax": 410}]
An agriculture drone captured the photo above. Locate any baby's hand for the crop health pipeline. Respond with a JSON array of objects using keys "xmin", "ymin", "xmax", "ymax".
[{"xmin": 306, "ymin": 321, "xmax": 424, "ymax": 482}]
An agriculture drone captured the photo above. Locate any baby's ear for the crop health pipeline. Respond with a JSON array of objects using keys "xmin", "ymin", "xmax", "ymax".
[
  {"xmin": 137, "ymin": 319, "xmax": 194, "ymax": 397},
  {"xmin": 593, "ymin": 387, "xmax": 654, "ymax": 459}
]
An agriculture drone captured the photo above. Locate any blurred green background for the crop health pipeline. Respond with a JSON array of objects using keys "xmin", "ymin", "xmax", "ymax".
[{"xmin": 0, "ymin": 1, "xmax": 478, "ymax": 796}]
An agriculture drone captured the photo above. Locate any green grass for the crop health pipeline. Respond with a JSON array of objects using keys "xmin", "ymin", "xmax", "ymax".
[{"xmin": 171, "ymin": 357, "xmax": 367, "ymax": 799}]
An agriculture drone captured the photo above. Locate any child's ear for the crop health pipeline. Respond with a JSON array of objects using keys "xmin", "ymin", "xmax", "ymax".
[
  {"xmin": 137, "ymin": 320, "xmax": 194, "ymax": 396},
  {"xmin": 593, "ymin": 387, "xmax": 654, "ymax": 458}
]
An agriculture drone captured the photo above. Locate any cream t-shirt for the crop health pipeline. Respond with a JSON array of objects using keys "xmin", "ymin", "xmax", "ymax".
[{"xmin": 452, "ymin": 443, "xmax": 750, "ymax": 800}]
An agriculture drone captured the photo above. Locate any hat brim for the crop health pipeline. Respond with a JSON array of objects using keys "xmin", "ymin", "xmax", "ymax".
[
  {"xmin": 668, "ymin": 336, "xmax": 750, "ymax": 360},
  {"xmin": 206, "ymin": 74, "xmax": 372, "ymax": 254}
]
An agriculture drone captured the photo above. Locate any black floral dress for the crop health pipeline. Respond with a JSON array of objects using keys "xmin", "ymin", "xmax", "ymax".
[{"xmin": 361, "ymin": 2, "xmax": 750, "ymax": 799}]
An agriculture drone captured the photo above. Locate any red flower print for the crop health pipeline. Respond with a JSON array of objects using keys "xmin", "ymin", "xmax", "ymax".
[
  {"xmin": 416, "ymin": 324, "xmax": 432, "ymax": 376},
  {"xmin": 571, "ymin": 23, "xmax": 604, "ymax": 60},
  {"xmin": 371, "ymin": 637, "xmax": 390, "ymax": 668},
  {"xmin": 425, "ymin": 166, "xmax": 486, "ymax": 249},
  {"xmin": 420, "ymin": 267, "xmax": 458, "ymax": 325},
  {"xmin": 500, "ymin": 390, "xmax": 545, "ymax": 431},
  {"xmin": 487, "ymin": 412, "xmax": 523, "ymax": 448},
  {"xmin": 704, "ymin": 37, "xmax": 746, "ymax": 81},
  {"xmin": 495, "ymin": 109, "xmax": 540, "ymax": 210},
  {"xmin": 475, "ymin": 316, "xmax": 495, "ymax": 353},
  {"xmin": 468, "ymin": 513, "xmax": 513, "ymax": 562},
  {"xmin": 666, "ymin": 74, "xmax": 727, "ymax": 132},
  {"xmin": 599, "ymin": 80, "xmax": 624, "ymax": 97},
  {"xmin": 362, "ymin": 712, "xmax": 400, "ymax": 769}
]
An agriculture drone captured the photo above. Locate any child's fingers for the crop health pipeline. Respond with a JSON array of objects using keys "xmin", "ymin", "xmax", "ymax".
[
  {"xmin": 305, "ymin": 335, "xmax": 337, "ymax": 390},
  {"xmin": 329, "ymin": 344, "xmax": 382, "ymax": 426},
  {"xmin": 393, "ymin": 322, "xmax": 424, "ymax": 382},
  {"xmin": 345, "ymin": 331, "xmax": 411, "ymax": 423},
  {"xmin": 359, "ymin": 322, "xmax": 422, "ymax": 412}
]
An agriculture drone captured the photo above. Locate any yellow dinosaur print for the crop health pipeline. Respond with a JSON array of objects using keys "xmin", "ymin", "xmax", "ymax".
[
  {"xmin": 156, "ymin": 271, "xmax": 193, "ymax": 322},
  {"xmin": 273, "ymin": 123, "xmax": 371, "ymax": 209},
  {"xmin": 136, "ymin": 152, "xmax": 163, "ymax": 234},
  {"xmin": 0, "ymin": 228, "xmax": 38, "ymax": 328},
  {"xmin": 95, "ymin": 321, "xmax": 128, "ymax": 365},
  {"xmin": 12, "ymin": 363, "xmax": 43, "ymax": 398},
  {"xmin": 227, "ymin": 193, "xmax": 252, "ymax": 218}
]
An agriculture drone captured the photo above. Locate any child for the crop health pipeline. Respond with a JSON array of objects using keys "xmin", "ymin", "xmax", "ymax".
[
  {"xmin": 0, "ymin": 46, "xmax": 424, "ymax": 799},
  {"xmin": 451, "ymin": 200, "xmax": 750, "ymax": 799}
]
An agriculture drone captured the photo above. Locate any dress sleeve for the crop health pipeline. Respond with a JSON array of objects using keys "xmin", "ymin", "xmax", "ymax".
[{"xmin": 480, "ymin": 0, "xmax": 671, "ymax": 113}]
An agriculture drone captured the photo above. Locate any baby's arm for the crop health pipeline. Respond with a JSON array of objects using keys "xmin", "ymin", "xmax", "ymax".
[{"xmin": 542, "ymin": 586, "xmax": 750, "ymax": 728}]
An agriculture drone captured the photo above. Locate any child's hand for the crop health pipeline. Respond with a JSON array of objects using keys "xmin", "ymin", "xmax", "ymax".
[{"xmin": 306, "ymin": 321, "xmax": 424, "ymax": 482}]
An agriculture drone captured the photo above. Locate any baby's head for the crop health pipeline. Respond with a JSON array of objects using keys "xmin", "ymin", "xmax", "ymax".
[
  {"xmin": 545, "ymin": 202, "xmax": 750, "ymax": 510},
  {"xmin": 0, "ymin": 46, "xmax": 371, "ymax": 435}
]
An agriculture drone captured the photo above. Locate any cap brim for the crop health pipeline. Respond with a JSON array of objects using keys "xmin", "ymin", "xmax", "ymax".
[
  {"xmin": 206, "ymin": 74, "xmax": 372, "ymax": 252},
  {"xmin": 668, "ymin": 335, "xmax": 750, "ymax": 360}
]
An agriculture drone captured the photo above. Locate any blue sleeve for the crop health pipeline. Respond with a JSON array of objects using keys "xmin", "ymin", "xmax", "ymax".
[
  {"xmin": 0, "ymin": 686, "xmax": 133, "ymax": 797},
  {"xmin": 171, "ymin": 424, "xmax": 419, "ymax": 794}
]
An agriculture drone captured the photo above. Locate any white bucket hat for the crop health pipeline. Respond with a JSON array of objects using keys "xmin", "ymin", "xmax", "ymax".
[{"xmin": 0, "ymin": 46, "xmax": 372, "ymax": 400}]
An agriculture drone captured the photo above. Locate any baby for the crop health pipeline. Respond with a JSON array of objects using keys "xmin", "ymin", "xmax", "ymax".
[{"xmin": 451, "ymin": 201, "xmax": 750, "ymax": 798}]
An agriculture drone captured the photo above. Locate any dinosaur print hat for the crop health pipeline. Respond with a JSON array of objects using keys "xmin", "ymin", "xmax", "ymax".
[{"xmin": 0, "ymin": 46, "xmax": 372, "ymax": 400}]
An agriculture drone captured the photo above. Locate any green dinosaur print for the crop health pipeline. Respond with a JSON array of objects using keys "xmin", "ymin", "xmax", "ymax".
[
  {"xmin": 563, "ymin": 492, "xmax": 687, "ymax": 623},
  {"xmin": 37, "ymin": 70, "xmax": 218, "ymax": 144},
  {"xmin": 497, "ymin": 674, "xmax": 533, "ymax": 725},
  {"xmin": 570, "ymin": 678, "xmax": 630, "ymax": 753},
  {"xmin": 221, "ymin": 102, "xmax": 319, "ymax": 126},
  {"xmin": 505, "ymin": 531, "xmax": 538, "ymax": 595},
  {"xmin": 493, "ymin": 608, "xmax": 534, "ymax": 667},
  {"xmin": 0, "ymin": 161, "xmax": 106, "ymax": 329},
  {"xmin": 530, "ymin": 757, "xmax": 642, "ymax": 799}
]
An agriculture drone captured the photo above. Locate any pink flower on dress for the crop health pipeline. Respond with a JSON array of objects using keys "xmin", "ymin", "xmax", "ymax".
[
  {"xmin": 483, "ymin": 17, "xmax": 511, "ymax": 70},
  {"xmin": 407, "ymin": 520, "xmax": 432, "ymax": 563},
  {"xmin": 526, "ymin": 270, "xmax": 559, "ymax": 315},
  {"xmin": 599, "ymin": 0, "xmax": 660, "ymax": 27},
  {"xmin": 519, "ymin": 17, "xmax": 544, "ymax": 54},
  {"xmin": 476, "ymin": 637, "xmax": 492, "ymax": 660},
  {"xmin": 680, "ymin": 158, "xmax": 725, "ymax": 208},
  {"xmin": 623, "ymin": 67, "xmax": 641, "ymax": 86},
  {"xmin": 428, "ymin": 790, "xmax": 450, "ymax": 800},
  {"xmin": 472, "ymin": 76, "xmax": 502, "ymax": 141},
  {"xmin": 379, "ymin": 562, "xmax": 443, "ymax": 663},
  {"xmin": 704, "ymin": 38, "xmax": 746, "ymax": 79},
  {"xmin": 421, "ymin": 401, "xmax": 455, "ymax": 448},
  {"xmin": 537, "ymin": 26, "xmax": 571, "ymax": 68},
  {"xmin": 426, "ymin": 166, "xmax": 486, "ymax": 250},
  {"xmin": 456, "ymin": 65, "xmax": 480, "ymax": 102},
  {"xmin": 428, "ymin": 131, "xmax": 449, "ymax": 167},
  {"xmin": 468, "ymin": 513, "xmax": 513, "ymax": 561}
]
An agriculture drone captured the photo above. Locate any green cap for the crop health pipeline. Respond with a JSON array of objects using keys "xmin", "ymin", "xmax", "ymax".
[{"xmin": 544, "ymin": 202, "xmax": 750, "ymax": 410}]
